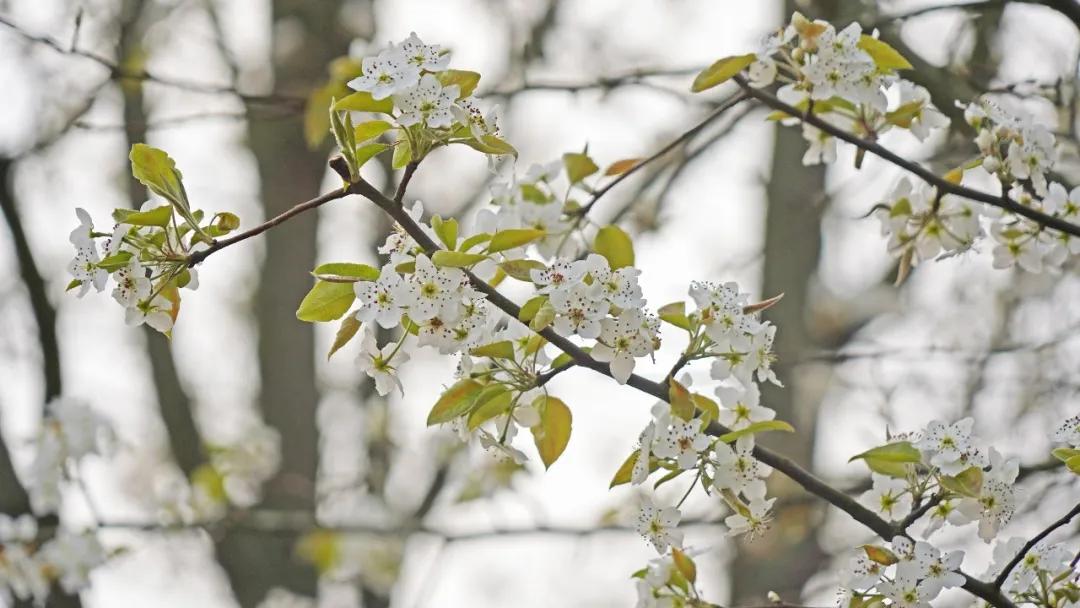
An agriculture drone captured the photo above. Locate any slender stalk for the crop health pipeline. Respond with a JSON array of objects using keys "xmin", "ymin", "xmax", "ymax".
[{"xmin": 993, "ymin": 501, "xmax": 1080, "ymax": 588}]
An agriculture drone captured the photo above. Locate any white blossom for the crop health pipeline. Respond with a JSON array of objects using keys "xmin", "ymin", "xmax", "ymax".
[{"xmin": 636, "ymin": 497, "xmax": 683, "ymax": 553}]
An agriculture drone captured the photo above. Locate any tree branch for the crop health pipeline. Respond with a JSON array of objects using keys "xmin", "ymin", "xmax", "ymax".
[
  {"xmin": 731, "ymin": 76, "xmax": 1080, "ymax": 239},
  {"xmin": 993, "ymin": 501, "xmax": 1080, "ymax": 588}
]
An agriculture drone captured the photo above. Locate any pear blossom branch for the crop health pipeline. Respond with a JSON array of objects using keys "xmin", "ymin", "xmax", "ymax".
[
  {"xmin": 731, "ymin": 76, "xmax": 1080, "ymax": 239},
  {"xmin": 343, "ymin": 172, "xmax": 1018, "ymax": 608},
  {"xmin": 186, "ymin": 187, "xmax": 351, "ymax": 267},
  {"xmin": 993, "ymin": 501, "xmax": 1080, "ymax": 588}
]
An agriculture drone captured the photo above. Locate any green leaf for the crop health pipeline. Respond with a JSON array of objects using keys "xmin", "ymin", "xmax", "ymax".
[
  {"xmin": 392, "ymin": 138, "xmax": 413, "ymax": 169},
  {"xmin": 672, "ymin": 549, "xmax": 697, "ymax": 584},
  {"xmin": 431, "ymin": 250, "xmax": 488, "ymax": 268},
  {"xmin": 462, "ymin": 134, "xmax": 518, "ymax": 157},
  {"xmin": 488, "ymin": 228, "xmax": 546, "ymax": 253},
  {"xmin": 353, "ymin": 120, "xmax": 393, "ymax": 142},
  {"xmin": 499, "ymin": 259, "xmax": 546, "ymax": 282},
  {"xmin": 65, "ymin": 279, "xmax": 83, "ymax": 292},
  {"xmin": 658, "ymin": 301, "xmax": 690, "ymax": 330},
  {"xmin": 857, "ymin": 35, "xmax": 913, "ymax": 70},
  {"xmin": 718, "ymin": 420, "xmax": 796, "ymax": 443},
  {"xmin": 885, "ymin": 100, "xmax": 924, "ymax": 128},
  {"xmin": 130, "ymin": 144, "xmax": 189, "ymax": 210},
  {"xmin": 668, "ymin": 379, "xmax": 695, "ymax": 421},
  {"xmin": 334, "ymin": 91, "xmax": 394, "ymax": 114},
  {"xmin": 563, "ymin": 152, "xmax": 599, "ymax": 184},
  {"xmin": 529, "ymin": 299, "xmax": 556, "ymax": 332},
  {"xmin": 97, "ymin": 251, "xmax": 134, "ymax": 273},
  {"xmin": 426, "ymin": 379, "xmax": 486, "ymax": 425},
  {"xmin": 940, "ymin": 466, "xmax": 983, "ymax": 498},
  {"xmin": 296, "ymin": 280, "xmax": 356, "ymax": 322},
  {"xmin": 304, "ymin": 83, "xmax": 338, "ymax": 148},
  {"xmin": 459, "ymin": 232, "xmax": 492, "ymax": 252},
  {"xmin": 531, "ymin": 396, "xmax": 572, "ymax": 469},
  {"xmin": 1051, "ymin": 447, "xmax": 1080, "ymax": 462},
  {"xmin": 692, "ymin": 393, "xmax": 720, "ymax": 426},
  {"xmin": 593, "ymin": 225, "xmax": 635, "ymax": 269},
  {"xmin": 436, "ymin": 69, "xmax": 481, "ymax": 98},
  {"xmin": 1067, "ymin": 455, "xmax": 1080, "ymax": 475},
  {"xmin": 312, "ymin": 262, "xmax": 380, "ymax": 281},
  {"xmin": 327, "ymin": 315, "xmax": 361, "ymax": 359},
  {"xmin": 848, "ymin": 441, "xmax": 922, "ymax": 478},
  {"xmin": 431, "ymin": 216, "xmax": 458, "ymax": 250},
  {"xmin": 470, "ymin": 340, "xmax": 516, "ymax": 360},
  {"xmin": 113, "ymin": 205, "xmax": 173, "ymax": 227},
  {"xmin": 355, "ymin": 143, "xmax": 390, "ymax": 168},
  {"xmin": 466, "ymin": 389, "xmax": 513, "ymax": 431},
  {"xmin": 691, "ymin": 54, "xmax": 756, "ymax": 92},
  {"xmin": 518, "ymin": 295, "xmax": 547, "ymax": 323}
]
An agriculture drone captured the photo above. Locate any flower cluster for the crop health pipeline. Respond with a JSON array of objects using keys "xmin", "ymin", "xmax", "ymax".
[
  {"xmin": 839, "ymin": 535, "xmax": 966, "ymax": 608},
  {"xmin": 986, "ymin": 537, "xmax": 1078, "ymax": 606},
  {"xmin": 627, "ymin": 281, "xmax": 784, "ymax": 576},
  {"xmin": 66, "ymin": 144, "xmax": 243, "ymax": 332},
  {"xmin": 338, "ymin": 32, "xmax": 509, "ymax": 176},
  {"xmin": 858, "ymin": 417, "xmax": 1019, "ymax": 541},
  {"xmin": 632, "ymin": 549, "xmax": 709, "ymax": 608},
  {"xmin": 872, "ymin": 178, "xmax": 982, "ymax": 265},
  {"xmin": 27, "ymin": 398, "xmax": 115, "ymax": 515},
  {"xmin": 747, "ymin": 13, "xmax": 949, "ymax": 164},
  {"xmin": 0, "ymin": 515, "xmax": 108, "ymax": 605},
  {"xmin": 959, "ymin": 100, "xmax": 1079, "ymax": 273}
]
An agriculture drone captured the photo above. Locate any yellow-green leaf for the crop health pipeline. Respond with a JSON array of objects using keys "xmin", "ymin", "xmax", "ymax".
[
  {"xmin": 488, "ymin": 228, "xmax": 546, "ymax": 253},
  {"xmin": 531, "ymin": 396, "xmax": 572, "ymax": 469},
  {"xmin": 563, "ymin": 152, "xmax": 599, "ymax": 184},
  {"xmin": 355, "ymin": 143, "xmax": 390, "ymax": 168},
  {"xmin": 460, "ymin": 232, "xmax": 492, "ymax": 252},
  {"xmin": 668, "ymin": 379, "xmax": 695, "ymax": 421},
  {"xmin": 529, "ymin": 299, "xmax": 556, "ymax": 332},
  {"xmin": 718, "ymin": 420, "xmax": 796, "ymax": 443},
  {"xmin": 334, "ymin": 91, "xmax": 394, "ymax": 114},
  {"xmin": 470, "ymin": 340, "xmax": 516, "ymax": 360},
  {"xmin": 691, "ymin": 54, "xmax": 756, "ymax": 93},
  {"xmin": 392, "ymin": 138, "xmax": 413, "ymax": 169},
  {"xmin": 1066, "ymin": 454, "xmax": 1080, "ymax": 475},
  {"xmin": 296, "ymin": 280, "xmax": 356, "ymax": 322},
  {"xmin": 463, "ymin": 134, "xmax": 518, "ymax": 157},
  {"xmin": 518, "ymin": 296, "xmax": 547, "ymax": 323},
  {"xmin": 431, "ymin": 216, "xmax": 458, "ymax": 250},
  {"xmin": 304, "ymin": 83, "xmax": 338, "ymax": 148},
  {"xmin": 499, "ymin": 259, "xmax": 546, "ymax": 282},
  {"xmin": 658, "ymin": 301, "xmax": 690, "ymax": 330},
  {"xmin": 466, "ymin": 389, "xmax": 513, "ymax": 430},
  {"xmin": 354, "ymin": 119, "xmax": 393, "ymax": 142},
  {"xmin": 848, "ymin": 441, "xmax": 922, "ymax": 478},
  {"xmin": 609, "ymin": 451, "xmax": 638, "ymax": 488},
  {"xmin": 885, "ymin": 100, "xmax": 924, "ymax": 128},
  {"xmin": 431, "ymin": 250, "xmax": 488, "ymax": 268},
  {"xmin": 327, "ymin": 315, "xmax": 361, "ymax": 359},
  {"xmin": 672, "ymin": 548, "xmax": 697, "ymax": 584},
  {"xmin": 427, "ymin": 379, "xmax": 486, "ymax": 425},
  {"xmin": 593, "ymin": 225, "xmax": 635, "ymax": 269},
  {"xmin": 692, "ymin": 393, "xmax": 720, "ymax": 426},
  {"xmin": 112, "ymin": 204, "xmax": 172, "ymax": 227},
  {"xmin": 436, "ymin": 69, "xmax": 481, "ymax": 98},
  {"xmin": 312, "ymin": 262, "xmax": 380, "ymax": 281},
  {"xmin": 130, "ymin": 143, "xmax": 188, "ymax": 208},
  {"xmin": 857, "ymin": 35, "xmax": 913, "ymax": 70},
  {"xmin": 940, "ymin": 466, "xmax": 983, "ymax": 498}
]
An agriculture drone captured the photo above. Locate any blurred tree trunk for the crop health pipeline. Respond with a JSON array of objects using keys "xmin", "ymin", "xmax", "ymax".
[
  {"xmin": 728, "ymin": 0, "xmax": 839, "ymax": 602},
  {"xmin": 0, "ymin": 158, "xmax": 80, "ymax": 608},
  {"xmin": 214, "ymin": 1, "xmax": 359, "ymax": 604},
  {"xmin": 117, "ymin": 0, "xmax": 207, "ymax": 477}
]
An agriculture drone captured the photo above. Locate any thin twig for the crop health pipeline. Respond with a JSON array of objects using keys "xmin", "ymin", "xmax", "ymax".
[{"xmin": 993, "ymin": 501, "xmax": 1080, "ymax": 588}]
